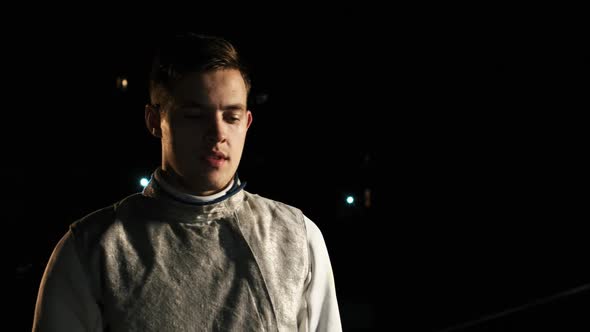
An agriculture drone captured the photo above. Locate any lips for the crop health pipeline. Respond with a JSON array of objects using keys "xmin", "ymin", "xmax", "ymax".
[
  {"xmin": 203, "ymin": 151, "xmax": 228, "ymax": 168},
  {"xmin": 211, "ymin": 151, "xmax": 228, "ymax": 159}
]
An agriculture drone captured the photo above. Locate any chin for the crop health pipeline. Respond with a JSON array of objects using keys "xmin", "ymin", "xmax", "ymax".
[{"xmin": 205, "ymin": 173, "xmax": 233, "ymax": 190}]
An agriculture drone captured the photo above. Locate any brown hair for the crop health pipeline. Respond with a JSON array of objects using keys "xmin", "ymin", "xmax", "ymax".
[{"xmin": 149, "ymin": 33, "xmax": 251, "ymax": 107}]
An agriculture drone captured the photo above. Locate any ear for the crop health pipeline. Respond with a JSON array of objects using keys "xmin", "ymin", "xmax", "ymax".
[
  {"xmin": 145, "ymin": 104, "xmax": 162, "ymax": 138},
  {"xmin": 246, "ymin": 110, "xmax": 253, "ymax": 129}
]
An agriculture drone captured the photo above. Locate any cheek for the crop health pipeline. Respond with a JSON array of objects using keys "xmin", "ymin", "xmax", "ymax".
[
  {"xmin": 172, "ymin": 132, "xmax": 202, "ymax": 151},
  {"xmin": 168, "ymin": 123, "xmax": 200, "ymax": 142},
  {"xmin": 161, "ymin": 119, "xmax": 186, "ymax": 143},
  {"xmin": 230, "ymin": 134, "xmax": 247, "ymax": 152},
  {"xmin": 161, "ymin": 126, "xmax": 175, "ymax": 145}
]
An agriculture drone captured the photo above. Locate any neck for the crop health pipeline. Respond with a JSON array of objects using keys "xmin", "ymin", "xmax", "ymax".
[
  {"xmin": 160, "ymin": 168, "xmax": 231, "ymax": 196},
  {"xmin": 155, "ymin": 168, "xmax": 235, "ymax": 203}
]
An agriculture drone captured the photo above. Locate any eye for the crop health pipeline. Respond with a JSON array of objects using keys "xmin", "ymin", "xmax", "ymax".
[{"xmin": 224, "ymin": 112, "xmax": 242, "ymax": 123}]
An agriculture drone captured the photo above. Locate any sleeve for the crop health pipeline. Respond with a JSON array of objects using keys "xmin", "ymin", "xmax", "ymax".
[
  {"xmin": 32, "ymin": 230, "xmax": 103, "ymax": 332},
  {"xmin": 298, "ymin": 216, "xmax": 343, "ymax": 332}
]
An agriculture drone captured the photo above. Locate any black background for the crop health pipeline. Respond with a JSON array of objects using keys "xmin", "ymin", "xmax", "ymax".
[{"xmin": 8, "ymin": 9, "xmax": 589, "ymax": 331}]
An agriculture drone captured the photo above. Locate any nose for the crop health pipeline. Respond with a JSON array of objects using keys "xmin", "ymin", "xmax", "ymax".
[{"xmin": 204, "ymin": 114, "xmax": 227, "ymax": 144}]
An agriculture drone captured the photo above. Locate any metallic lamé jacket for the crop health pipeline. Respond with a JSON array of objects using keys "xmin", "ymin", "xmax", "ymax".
[{"xmin": 70, "ymin": 180, "xmax": 309, "ymax": 331}]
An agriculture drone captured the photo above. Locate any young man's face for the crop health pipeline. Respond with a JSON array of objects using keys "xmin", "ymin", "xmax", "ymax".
[{"xmin": 150, "ymin": 69, "xmax": 252, "ymax": 195}]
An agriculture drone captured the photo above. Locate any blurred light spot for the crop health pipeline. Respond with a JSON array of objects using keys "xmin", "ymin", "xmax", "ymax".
[
  {"xmin": 364, "ymin": 188, "xmax": 371, "ymax": 208},
  {"xmin": 346, "ymin": 196, "xmax": 354, "ymax": 204},
  {"xmin": 255, "ymin": 92, "xmax": 269, "ymax": 105},
  {"xmin": 140, "ymin": 178, "xmax": 149, "ymax": 187},
  {"xmin": 116, "ymin": 77, "xmax": 128, "ymax": 91}
]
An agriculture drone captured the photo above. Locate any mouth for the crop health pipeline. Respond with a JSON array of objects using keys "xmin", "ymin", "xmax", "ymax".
[
  {"xmin": 203, "ymin": 151, "xmax": 228, "ymax": 168},
  {"xmin": 211, "ymin": 151, "xmax": 228, "ymax": 159}
]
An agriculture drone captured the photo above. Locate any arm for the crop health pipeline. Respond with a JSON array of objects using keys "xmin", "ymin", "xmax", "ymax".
[
  {"xmin": 32, "ymin": 230, "xmax": 102, "ymax": 332},
  {"xmin": 298, "ymin": 216, "xmax": 342, "ymax": 332}
]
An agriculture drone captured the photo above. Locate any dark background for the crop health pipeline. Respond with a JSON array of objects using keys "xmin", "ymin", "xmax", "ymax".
[{"xmin": 9, "ymin": 10, "xmax": 589, "ymax": 331}]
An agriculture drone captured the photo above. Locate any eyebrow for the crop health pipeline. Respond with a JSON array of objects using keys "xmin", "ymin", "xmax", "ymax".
[
  {"xmin": 222, "ymin": 103, "xmax": 247, "ymax": 111},
  {"xmin": 181, "ymin": 101, "xmax": 246, "ymax": 111}
]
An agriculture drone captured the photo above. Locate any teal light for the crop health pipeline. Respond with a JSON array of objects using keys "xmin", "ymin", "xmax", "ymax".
[{"xmin": 346, "ymin": 196, "xmax": 354, "ymax": 204}]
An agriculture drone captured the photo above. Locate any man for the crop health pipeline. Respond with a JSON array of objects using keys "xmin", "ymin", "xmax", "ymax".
[{"xmin": 33, "ymin": 33, "xmax": 342, "ymax": 331}]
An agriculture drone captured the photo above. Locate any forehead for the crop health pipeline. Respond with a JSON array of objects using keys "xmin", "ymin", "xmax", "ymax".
[{"xmin": 171, "ymin": 69, "xmax": 247, "ymax": 100}]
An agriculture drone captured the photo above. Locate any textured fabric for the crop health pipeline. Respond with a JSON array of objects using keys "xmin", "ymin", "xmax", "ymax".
[
  {"xmin": 32, "ymin": 233, "xmax": 104, "ymax": 332},
  {"xmin": 33, "ymin": 175, "xmax": 343, "ymax": 331},
  {"xmin": 58, "ymin": 181, "xmax": 308, "ymax": 331},
  {"xmin": 234, "ymin": 193, "xmax": 308, "ymax": 330},
  {"xmin": 147, "ymin": 171, "xmax": 341, "ymax": 331}
]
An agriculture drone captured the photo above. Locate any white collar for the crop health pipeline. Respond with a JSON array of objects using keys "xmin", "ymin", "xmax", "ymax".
[{"xmin": 154, "ymin": 168, "xmax": 235, "ymax": 204}]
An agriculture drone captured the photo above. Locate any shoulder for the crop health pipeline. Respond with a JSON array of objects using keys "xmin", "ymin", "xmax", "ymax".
[
  {"xmin": 302, "ymin": 216, "xmax": 330, "ymax": 253},
  {"xmin": 243, "ymin": 190, "xmax": 304, "ymax": 219},
  {"xmin": 69, "ymin": 193, "xmax": 144, "ymax": 248},
  {"xmin": 302, "ymin": 216, "xmax": 324, "ymax": 241}
]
